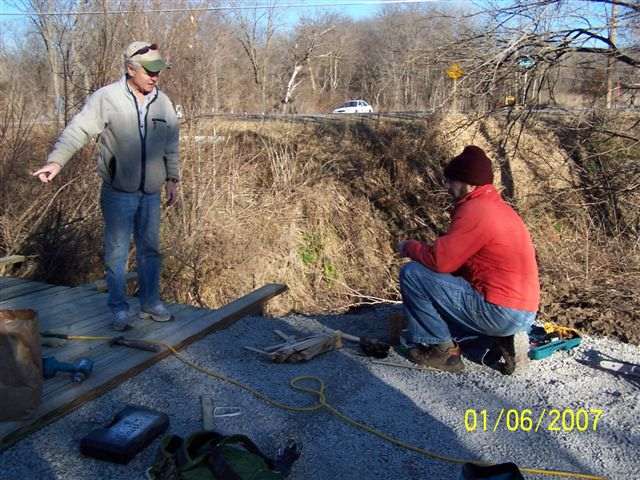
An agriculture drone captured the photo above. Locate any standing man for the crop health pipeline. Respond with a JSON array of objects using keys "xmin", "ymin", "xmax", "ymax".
[
  {"xmin": 33, "ymin": 41, "xmax": 180, "ymax": 331},
  {"xmin": 397, "ymin": 146, "xmax": 539, "ymax": 374}
]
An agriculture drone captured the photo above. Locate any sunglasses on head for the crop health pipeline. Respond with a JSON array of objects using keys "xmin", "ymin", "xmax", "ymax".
[{"xmin": 131, "ymin": 43, "xmax": 158, "ymax": 57}]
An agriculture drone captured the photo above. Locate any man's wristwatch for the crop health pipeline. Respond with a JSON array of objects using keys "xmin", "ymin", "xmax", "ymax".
[{"xmin": 167, "ymin": 178, "xmax": 179, "ymax": 184}]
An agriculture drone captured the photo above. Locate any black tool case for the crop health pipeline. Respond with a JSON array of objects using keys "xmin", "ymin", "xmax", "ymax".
[{"xmin": 80, "ymin": 405, "xmax": 169, "ymax": 464}]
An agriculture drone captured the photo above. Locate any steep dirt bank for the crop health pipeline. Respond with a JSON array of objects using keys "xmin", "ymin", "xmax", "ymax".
[{"xmin": 3, "ymin": 114, "xmax": 638, "ymax": 344}]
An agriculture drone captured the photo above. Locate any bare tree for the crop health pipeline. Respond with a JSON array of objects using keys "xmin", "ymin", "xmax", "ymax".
[
  {"xmin": 463, "ymin": 0, "xmax": 640, "ymax": 109},
  {"xmin": 229, "ymin": 0, "xmax": 280, "ymax": 112},
  {"xmin": 22, "ymin": 0, "xmax": 77, "ymax": 125},
  {"xmin": 280, "ymin": 22, "xmax": 334, "ymax": 113}
]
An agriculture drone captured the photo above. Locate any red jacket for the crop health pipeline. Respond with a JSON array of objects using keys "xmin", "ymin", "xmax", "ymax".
[{"xmin": 404, "ymin": 184, "xmax": 540, "ymax": 312}]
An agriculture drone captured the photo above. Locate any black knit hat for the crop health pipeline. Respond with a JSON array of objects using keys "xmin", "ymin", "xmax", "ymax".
[{"xmin": 444, "ymin": 145, "xmax": 494, "ymax": 186}]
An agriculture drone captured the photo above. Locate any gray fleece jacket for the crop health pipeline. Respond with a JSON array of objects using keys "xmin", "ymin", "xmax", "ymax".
[{"xmin": 47, "ymin": 76, "xmax": 179, "ymax": 193}]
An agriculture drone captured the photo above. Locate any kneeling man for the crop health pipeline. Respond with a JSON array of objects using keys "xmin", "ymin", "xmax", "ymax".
[{"xmin": 397, "ymin": 145, "xmax": 539, "ymax": 373}]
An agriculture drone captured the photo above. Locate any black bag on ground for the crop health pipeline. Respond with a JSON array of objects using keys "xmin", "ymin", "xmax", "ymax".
[
  {"xmin": 147, "ymin": 430, "xmax": 299, "ymax": 480},
  {"xmin": 0, "ymin": 309, "xmax": 42, "ymax": 421},
  {"xmin": 460, "ymin": 462, "xmax": 525, "ymax": 480},
  {"xmin": 80, "ymin": 405, "xmax": 170, "ymax": 464}
]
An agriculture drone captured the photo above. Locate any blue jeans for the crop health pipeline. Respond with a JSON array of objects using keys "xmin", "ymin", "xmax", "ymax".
[
  {"xmin": 399, "ymin": 262, "xmax": 536, "ymax": 345},
  {"xmin": 100, "ymin": 183, "xmax": 162, "ymax": 314}
]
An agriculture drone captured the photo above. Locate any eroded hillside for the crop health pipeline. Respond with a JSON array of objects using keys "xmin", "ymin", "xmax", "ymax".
[{"xmin": 3, "ymin": 113, "xmax": 638, "ymax": 343}]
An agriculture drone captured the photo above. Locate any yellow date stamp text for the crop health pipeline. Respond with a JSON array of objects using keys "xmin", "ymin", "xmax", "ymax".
[{"xmin": 464, "ymin": 408, "xmax": 604, "ymax": 433}]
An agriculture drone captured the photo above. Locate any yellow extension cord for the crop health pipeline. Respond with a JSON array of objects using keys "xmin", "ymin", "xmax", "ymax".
[{"xmin": 66, "ymin": 335, "xmax": 607, "ymax": 480}]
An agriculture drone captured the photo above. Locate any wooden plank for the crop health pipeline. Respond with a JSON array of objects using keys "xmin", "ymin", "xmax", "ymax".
[
  {"xmin": 36, "ymin": 291, "xmax": 106, "ymax": 318},
  {"xmin": 0, "ymin": 283, "xmax": 287, "ymax": 451},
  {"xmin": 0, "ymin": 285, "xmax": 71, "ymax": 308},
  {"xmin": 93, "ymin": 272, "xmax": 138, "ymax": 293},
  {"xmin": 89, "ymin": 283, "xmax": 287, "ymax": 368},
  {"xmin": 42, "ymin": 300, "xmax": 194, "ymax": 339},
  {"xmin": 45, "ymin": 302, "xmax": 201, "ymax": 359},
  {"xmin": 38, "ymin": 296, "xmax": 140, "ymax": 360},
  {"xmin": 38, "ymin": 293, "xmax": 108, "ymax": 320},
  {"xmin": 41, "ymin": 307, "xmax": 214, "ymax": 399},
  {"xmin": 42, "ymin": 304, "xmax": 198, "ymax": 368},
  {"xmin": 41, "ymin": 307, "xmax": 115, "ymax": 336},
  {"xmin": 1, "ymin": 286, "xmax": 101, "ymax": 311},
  {"xmin": 36, "ymin": 286, "xmax": 205, "ymax": 333},
  {"xmin": 0, "ymin": 277, "xmax": 31, "ymax": 289},
  {"xmin": 0, "ymin": 282, "xmax": 58, "ymax": 302},
  {"xmin": 32, "ymin": 286, "xmax": 275, "ymax": 406},
  {"xmin": 43, "ymin": 304, "xmax": 194, "ymax": 361},
  {"xmin": 36, "ymin": 294, "xmax": 113, "ymax": 331},
  {"xmin": 11, "ymin": 301, "xmax": 188, "ymax": 429}
]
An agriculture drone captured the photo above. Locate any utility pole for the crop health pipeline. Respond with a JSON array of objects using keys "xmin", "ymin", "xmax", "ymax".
[{"xmin": 606, "ymin": 1, "xmax": 617, "ymax": 109}]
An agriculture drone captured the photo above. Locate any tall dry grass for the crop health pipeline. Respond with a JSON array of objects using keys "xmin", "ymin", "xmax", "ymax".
[
  {"xmin": 0, "ymin": 86, "xmax": 102, "ymax": 281},
  {"xmin": 1, "ymin": 109, "xmax": 638, "ymax": 343},
  {"xmin": 160, "ymin": 119, "xmax": 406, "ymax": 314}
]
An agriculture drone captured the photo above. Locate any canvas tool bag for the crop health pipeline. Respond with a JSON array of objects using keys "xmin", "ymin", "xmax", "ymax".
[
  {"xmin": 0, "ymin": 309, "xmax": 42, "ymax": 421},
  {"xmin": 147, "ymin": 431, "xmax": 286, "ymax": 480}
]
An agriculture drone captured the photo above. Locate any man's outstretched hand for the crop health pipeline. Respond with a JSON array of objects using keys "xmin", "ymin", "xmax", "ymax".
[
  {"xmin": 32, "ymin": 163, "xmax": 61, "ymax": 183},
  {"xmin": 166, "ymin": 180, "xmax": 178, "ymax": 206}
]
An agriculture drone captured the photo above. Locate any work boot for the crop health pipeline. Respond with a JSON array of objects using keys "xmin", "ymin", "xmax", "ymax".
[
  {"xmin": 493, "ymin": 331, "xmax": 530, "ymax": 375},
  {"xmin": 111, "ymin": 310, "xmax": 132, "ymax": 332},
  {"xmin": 140, "ymin": 303, "xmax": 173, "ymax": 322},
  {"xmin": 407, "ymin": 343, "xmax": 465, "ymax": 373}
]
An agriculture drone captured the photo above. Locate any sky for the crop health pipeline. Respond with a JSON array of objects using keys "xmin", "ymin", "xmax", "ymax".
[
  {"xmin": 0, "ymin": 1, "xmax": 614, "ymax": 44},
  {"xmin": 0, "ymin": 0, "xmax": 400, "ymax": 47},
  {"xmin": 0, "ymin": 0, "xmax": 450, "ymax": 42},
  {"xmin": 0, "ymin": 0, "xmax": 399, "ymax": 35},
  {"xmin": 0, "ymin": 0, "xmax": 397, "ymax": 19}
]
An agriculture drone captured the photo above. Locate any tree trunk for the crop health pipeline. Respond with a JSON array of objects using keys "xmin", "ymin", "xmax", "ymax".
[
  {"xmin": 282, "ymin": 64, "xmax": 303, "ymax": 113},
  {"xmin": 42, "ymin": 0, "xmax": 64, "ymax": 126},
  {"xmin": 308, "ymin": 57, "xmax": 316, "ymax": 92}
]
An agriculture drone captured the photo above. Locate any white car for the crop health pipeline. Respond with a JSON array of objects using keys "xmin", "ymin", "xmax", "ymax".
[{"xmin": 332, "ymin": 100, "xmax": 373, "ymax": 113}]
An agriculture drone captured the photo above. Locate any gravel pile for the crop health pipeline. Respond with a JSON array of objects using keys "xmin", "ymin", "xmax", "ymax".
[{"xmin": 1, "ymin": 306, "xmax": 639, "ymax": 479}]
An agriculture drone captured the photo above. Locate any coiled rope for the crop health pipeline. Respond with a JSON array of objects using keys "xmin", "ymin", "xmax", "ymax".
[{"xmin": 64, "ymin": 335, "xmax": 607, "ymax": 480}]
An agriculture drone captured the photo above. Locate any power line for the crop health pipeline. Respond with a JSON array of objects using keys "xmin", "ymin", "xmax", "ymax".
[{"xmin": 0, "ymin": 0, "xmax": 447, "ymax": 17}]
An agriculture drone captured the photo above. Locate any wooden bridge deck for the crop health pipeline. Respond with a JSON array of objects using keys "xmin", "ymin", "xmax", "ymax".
[{"xmin": 0, "ymin": 276, "xmax": 286, "ymax": 451}]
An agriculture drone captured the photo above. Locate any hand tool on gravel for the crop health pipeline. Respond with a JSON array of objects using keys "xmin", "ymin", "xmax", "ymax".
[
  {"xmin": 247, "ymin": 331, "xmax": 343, "ymax": 363},
  {"xmin": 42, "ymin": 356, "xmax": 93, "ymax": 383},
  {"xmin": 108, "ymin": 336, "xmax": 161, "ymax": 352},
  {"xmin": 247, "ymin": 329, "xmax": 390, "ymax": 363},
  {"xmin": 529, "ymin": 323, "xmax": 581, "ymax": 360},
  {"xmin": 338, "ymin": 331, "xmax": 391, "ymax": 359}
]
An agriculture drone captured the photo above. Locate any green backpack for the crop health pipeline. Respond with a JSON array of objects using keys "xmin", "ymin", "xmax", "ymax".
[{"xmin": 147, "ymin": 431, "xmax": 287, "ymax": 480}]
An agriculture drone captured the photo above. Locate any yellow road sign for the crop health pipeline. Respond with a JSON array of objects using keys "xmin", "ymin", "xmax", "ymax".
[{"xmin": 447, "ymin": 63, "xmax": 464, "ymax": 80}]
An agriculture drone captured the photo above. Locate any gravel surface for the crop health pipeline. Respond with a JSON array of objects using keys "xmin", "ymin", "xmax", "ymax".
[{"xmin": 1, "ymin": 306, "xmax": 639, "ymax": 479}]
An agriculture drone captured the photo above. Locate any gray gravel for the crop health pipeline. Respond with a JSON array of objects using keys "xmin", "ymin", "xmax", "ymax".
[{"xmin": 1, "ymin": 306, "xmax": 639, "ymax": 479}]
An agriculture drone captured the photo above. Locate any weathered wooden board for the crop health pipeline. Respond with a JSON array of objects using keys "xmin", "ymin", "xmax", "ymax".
[
  {"xmin": 0, "ymin": 285, "xmax": 100, "ymax": 310},
  {"xmin": 93, "ymin": 272, "xmax": 138, "ymax": 293},
  {"xmin": 0, "ymin": 278, "xmax": 288, "ymax": 451},
  {"xmin": 0, "ymin": 277, "xmax": 31, "ymax": 289},
  {"xmin": 0, "ymin": 281, "xmax": 58, "ymax": 302}
]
